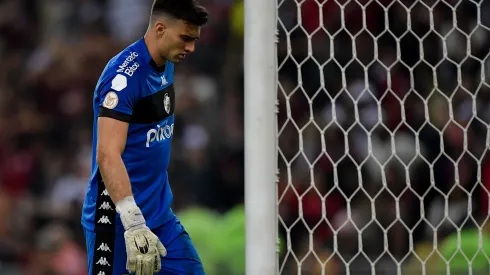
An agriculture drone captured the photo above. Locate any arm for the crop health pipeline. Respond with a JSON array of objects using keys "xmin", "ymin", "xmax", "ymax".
[
  {"xmin": 96, "ymin": 116, "xmax": 132, "ymax": 204},
  {"xmin": 96, "ymin": 116, "xmax": 144, "ymax": 228},
  {"xmin": 96, "ymin": 71, "xmax": 166, "ymax": 275},
  {"xmin": 96, "ymin": 72, "xmax": 143, "ymax": 226}
]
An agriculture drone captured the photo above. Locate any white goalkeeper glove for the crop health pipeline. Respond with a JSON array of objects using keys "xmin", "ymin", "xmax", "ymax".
[{"xmin": 116, "ymin": 196, "xmax": 167, "ymax": 275}]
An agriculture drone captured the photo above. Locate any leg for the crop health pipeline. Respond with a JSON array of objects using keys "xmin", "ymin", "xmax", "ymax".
[
  {"xmin": 155, "ymin": 217, "xmax": 205, "ymax": 275},
  {"xmin": 84, "ymin": 228, "xmax": 129, "ymax": 275}
]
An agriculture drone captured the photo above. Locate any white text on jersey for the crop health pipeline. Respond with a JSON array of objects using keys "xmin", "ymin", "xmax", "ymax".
[
  {"xmin": 116, "ymin": 52, "xmax": 139, "ymax": 77},
  {"xmin": 146, "ymin": 123, "xmax": 174, "ymax": 147}
]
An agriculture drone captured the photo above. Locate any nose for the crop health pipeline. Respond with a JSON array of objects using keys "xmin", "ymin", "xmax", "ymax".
[{"xmin": 184, "ymin": 41, "xmax": 195, "ymax": 53}]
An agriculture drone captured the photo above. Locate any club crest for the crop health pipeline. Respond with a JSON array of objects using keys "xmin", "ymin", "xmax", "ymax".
[{"xmin": 163, "ymin": 93, "xmax": 171, "ymax": 113}]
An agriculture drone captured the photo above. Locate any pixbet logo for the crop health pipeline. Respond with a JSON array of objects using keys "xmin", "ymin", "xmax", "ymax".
[{"xmin": 146, "ymin": 123, "xmax": 174, "ymax": 147}]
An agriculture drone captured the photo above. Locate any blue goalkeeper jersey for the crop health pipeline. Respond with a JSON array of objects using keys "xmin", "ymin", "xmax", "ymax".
[{"xmin": 82, "ymin": 38, "xmax": 175, "ymax": 233}]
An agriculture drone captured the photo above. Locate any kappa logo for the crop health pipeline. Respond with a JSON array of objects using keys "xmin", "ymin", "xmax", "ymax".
[
  {"xmin": 99, "ymin": 201, "xmax": 113, "ymax": 210},
  {"xmin": 97, "ymin": 242, "xmax": 112, "ymax": 252},
  {"xmin": 96, "ymin": 257, "xmax": 111, "ymax": 266},
  {"xmin": 161, "ymin": 75, "xmax": 167, "ymax": 86},
  {"xmin": 101, "ymin": 189, "xmax": 109, "ymax": 196},
  {"xmin": 97, "ymin": 271, "xmax": 106, "ymax": 275},
  {"xmin": 98, "ymin": 216, "xmax": 111, "ymax": 224}
]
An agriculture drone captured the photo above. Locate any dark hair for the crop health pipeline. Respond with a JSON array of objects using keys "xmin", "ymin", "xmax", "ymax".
[{"xmin": 152, "ymin": 0, "xmax": 208, "ymax": 26}]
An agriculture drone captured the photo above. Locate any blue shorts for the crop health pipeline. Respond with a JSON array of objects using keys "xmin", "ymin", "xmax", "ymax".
[{"xmin": 84, "ymin": 216, "xmax": 204, "ymax": 275}]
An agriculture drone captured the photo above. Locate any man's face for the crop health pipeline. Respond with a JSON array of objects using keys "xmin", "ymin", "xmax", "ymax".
[{"xmin": 157, "ymin": 19, "xmax": 200, "ymax": 63}]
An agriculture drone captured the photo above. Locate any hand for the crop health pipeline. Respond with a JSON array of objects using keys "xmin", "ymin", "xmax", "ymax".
[
  {"xmin": 124, "ymin": 225, "xmax": 167, "ymax": 275},
  {"xmin": 116, "ymin": 196, "xmax": 167, "ymax": 275}
]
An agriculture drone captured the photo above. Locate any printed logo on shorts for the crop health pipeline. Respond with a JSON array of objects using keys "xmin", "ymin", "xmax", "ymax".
[
  {"xmin": 99, "ymin": 202, "xmax": 113, "ymax": 210},
  {"xmin": 96, "ymin": 257, "xmax": 111, "ymax": 266},
  {"xmin": 98, "ymin": 216, "xmax": 111, "ymax": 224},
  {"xmin": 97, "ymin": 243, "xmax": 112, "ymax": 252}
]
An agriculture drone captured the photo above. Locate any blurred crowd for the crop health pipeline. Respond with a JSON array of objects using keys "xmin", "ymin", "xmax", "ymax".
[
  {"xmin": 277, "ymin": 0, "xmax": 490, "ymax": 274},
  {"xmin": 1, "ymin": 0, "xmax": 490, "ymax": 274},
  {"xmin": 0, "ymin": 0, "xmax": 245, "ymax": 274}
]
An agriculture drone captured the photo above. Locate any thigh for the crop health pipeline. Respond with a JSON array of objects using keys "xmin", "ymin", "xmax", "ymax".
[
  {"xmin": 84, "ymin": 228, "xmax": 128, "ymax": 275},
  {"xmin": 155, "ymin": 218, "xmax": 205, "ymax": 275}
]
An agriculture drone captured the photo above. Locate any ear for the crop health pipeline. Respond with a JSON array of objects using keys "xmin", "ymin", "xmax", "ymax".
[{"xmin": 154, "ymin": 21, "xmax": 167, "ymax": 38}]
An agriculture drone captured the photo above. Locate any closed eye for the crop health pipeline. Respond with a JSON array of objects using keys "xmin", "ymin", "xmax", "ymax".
[{"xmin": 181, "ymin": 35, "xmax": 198, "ymax": 42}]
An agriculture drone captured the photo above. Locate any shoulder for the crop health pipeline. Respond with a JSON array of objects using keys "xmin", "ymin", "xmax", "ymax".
[
  {"xmin": 98, "ymin": 49, "xmax": 146, "ymax": 94},
  {"xmin": 105, "ymin": 46, "xmax": 144, "ymax": 79}
]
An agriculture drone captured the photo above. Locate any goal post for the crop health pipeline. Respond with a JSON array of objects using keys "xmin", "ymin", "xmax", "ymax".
[
  {"xmin": 244, "ymin": 0, "xmax": 279, "ymax": 274},
  {"xmin": 245, "ymin": 0, "xmax": 490, "ymax": 274}
]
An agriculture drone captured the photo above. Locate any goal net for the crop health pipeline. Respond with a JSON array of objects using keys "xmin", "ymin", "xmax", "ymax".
[{"xmin": 276, "ymin": 0, "xmax": 490, "ymax": 274}]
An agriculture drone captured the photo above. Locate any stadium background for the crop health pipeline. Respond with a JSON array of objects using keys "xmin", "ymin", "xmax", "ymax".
[{"xmin": 1, "ymin": 0, "xmax": 490, "ymax": 274}]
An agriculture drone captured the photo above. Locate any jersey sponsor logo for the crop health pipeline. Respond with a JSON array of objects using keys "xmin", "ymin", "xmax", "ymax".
[
  {"xmin": 111, "ymin": 74, "xmax": 127, "ymax": 92},
  {"xmin": 98, "ymin": 215, "xmax": 112, "ymax": 224},
  {"xmin": 102, "ymin": 91, "xmax": 119, "ymax": 109},
  {"xmin": 97, "ymin": 242, "xmax": 112, "ymax": 252},
  {"xmin": 146, "ymin": 123, "xmax": 174, "ymax": 147},
  {"xmin": 99, "ymin": 201, "xmax": 113, "ymax": 210},
  {"xmin": 116, "ymin": 52, "xmax": 139, "ymax": 77},
  {"xmin": 96, "ymin": 257, "xmax": 111, "ymax": 266}
]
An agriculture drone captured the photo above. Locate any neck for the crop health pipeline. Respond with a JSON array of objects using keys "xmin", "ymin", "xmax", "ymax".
[{"xmin": 144, "ymin": 32, "xmax": 166, "ymax": 67}]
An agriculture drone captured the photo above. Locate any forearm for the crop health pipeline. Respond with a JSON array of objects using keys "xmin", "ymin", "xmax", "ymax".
[
  {"xmin": 97, "ymin": 153, "xmax": 147, "ymax": 230},
  {"xmin": 97, "ymin": 154, "xmax": 132, "ymax": 204}
]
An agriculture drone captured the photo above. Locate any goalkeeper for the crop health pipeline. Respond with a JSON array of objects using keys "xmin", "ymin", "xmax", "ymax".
[{"xmin": 80, "ymin": 0, "xmax": 208, "ymax": 274}]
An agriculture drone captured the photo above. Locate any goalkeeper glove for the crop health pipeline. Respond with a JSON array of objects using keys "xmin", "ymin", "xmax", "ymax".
[{"xmin": 116, "ymin": 196, "xmax": 167, "ymax": 275}]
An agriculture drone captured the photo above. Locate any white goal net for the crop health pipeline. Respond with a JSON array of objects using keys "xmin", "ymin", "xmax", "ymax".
[{"xmin": 276, "ymin": 0, "xmax": 490, "ymax": 274}]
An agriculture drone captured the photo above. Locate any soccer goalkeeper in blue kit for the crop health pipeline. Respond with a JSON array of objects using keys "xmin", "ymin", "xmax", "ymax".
[{"xmin": 81, "ymin": 1, "xmax": 208, "ymax": 274}]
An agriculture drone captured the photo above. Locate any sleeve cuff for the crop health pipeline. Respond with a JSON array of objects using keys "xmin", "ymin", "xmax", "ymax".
[{"xmin": 98, "ymin": 107, "xmax": 132, "ymax": 122}]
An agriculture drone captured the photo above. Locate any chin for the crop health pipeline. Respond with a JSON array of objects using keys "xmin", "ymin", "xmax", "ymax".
[{"xmin": 171, "ymin": 56, "xmax": 185, "ymax": 63}]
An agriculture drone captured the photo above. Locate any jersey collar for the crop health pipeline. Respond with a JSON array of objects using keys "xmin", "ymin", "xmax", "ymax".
[{"xmin": 136, "ymin": 38, "xmax": 166, "ymax": 73}]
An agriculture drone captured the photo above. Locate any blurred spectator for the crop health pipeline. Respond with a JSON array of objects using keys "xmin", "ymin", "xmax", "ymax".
[{"xmin": 24, "ymin": 223, "xmax": 86, "ymax": 275}]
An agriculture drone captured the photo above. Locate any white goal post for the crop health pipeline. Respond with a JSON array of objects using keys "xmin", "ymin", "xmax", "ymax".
[
  {"xmin": 246, "ymin": 0, "xmax": 490, "ymax": 274},
  {"xmin": 244, "ymin": 0, "xmax": 278, "ymax": 274}
]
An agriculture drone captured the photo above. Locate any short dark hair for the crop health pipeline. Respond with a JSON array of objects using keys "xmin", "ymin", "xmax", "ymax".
[{"xmin": 151, "ymin": 0, "xmax": 208, "ymax": 26}]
